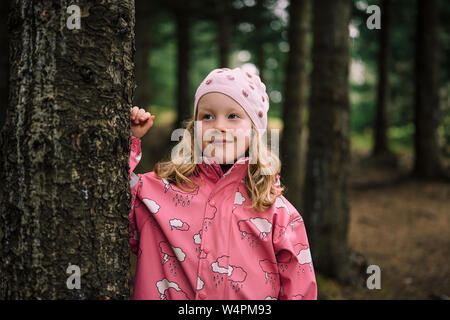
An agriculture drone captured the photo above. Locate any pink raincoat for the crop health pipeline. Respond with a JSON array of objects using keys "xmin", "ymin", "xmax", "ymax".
[{"xmin": 129, "ymin": 136, "xmax": 317, "ymax": 300}]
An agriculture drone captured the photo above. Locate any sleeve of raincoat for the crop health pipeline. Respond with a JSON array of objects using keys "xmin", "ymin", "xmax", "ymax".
[
  {"xmin": 272, "ymin": 196, "xmax": 318, "ymax": 300},
  {"xmin": 129, "ymin": 136, "xmax": 143, "ymax": 255}
]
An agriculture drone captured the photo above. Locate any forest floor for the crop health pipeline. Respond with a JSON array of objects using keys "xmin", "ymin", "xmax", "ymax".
[{"xmin": 318, "ymin": 148, "xmax": 450, "ymax": 300}]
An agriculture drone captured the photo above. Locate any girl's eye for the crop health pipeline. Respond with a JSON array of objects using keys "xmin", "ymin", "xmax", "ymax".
[{"xmin": 202, "ymin": 114, "xmax": 239, "ymax": 120}]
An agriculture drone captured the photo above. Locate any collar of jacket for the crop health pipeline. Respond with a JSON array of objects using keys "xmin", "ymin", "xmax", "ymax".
[{"xmin": 194, "ymin": 156, "xmax": 250, "ymax": 184}]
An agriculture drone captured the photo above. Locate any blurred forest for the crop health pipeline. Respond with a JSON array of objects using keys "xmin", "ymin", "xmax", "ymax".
[
  {"xmin": 132, "ymin": 0, "xmax": 450, "ymax": 299},
  {"xmin": 133, "ymin": 0, "xmax": 450, "ymax": 171},
  {"xmin": 0, "ymin": 0, "xmax": 448, "ymax": 300}
]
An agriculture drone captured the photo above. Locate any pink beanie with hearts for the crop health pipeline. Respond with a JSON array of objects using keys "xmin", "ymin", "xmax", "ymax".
[{"xmin": 193, "ymin": 67, "xmax": 270, "ymax": 135}]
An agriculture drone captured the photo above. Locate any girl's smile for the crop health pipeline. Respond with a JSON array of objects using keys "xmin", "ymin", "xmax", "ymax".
[{"xmin": 211, "ymin": 138, "xmax": 233, "ymax": 144}]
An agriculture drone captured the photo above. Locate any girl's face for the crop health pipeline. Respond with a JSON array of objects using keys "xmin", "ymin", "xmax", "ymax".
[{"xmin": 196, "ymin": 92, "xmax": 253, "ymax": 164}]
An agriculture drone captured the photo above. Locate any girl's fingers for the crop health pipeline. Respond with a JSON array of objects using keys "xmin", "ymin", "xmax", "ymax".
[
  {"xmin": 131, "ymin": 106, "xmax": 139, "ymax": 120},
  {"xmin": 142, "ymin": 116, "xmax": 154, "ymax": 131},
  {"xmin": 134, "ymin": 109, "xmax": 143, "ymax": 124},
  {"xmin": 137, "ymin": 109, "xmax": 145, "ymax": 123},
  {"xmin": 130, "ymin": 107, "xmax": 155, "ymax": 136},
  {"xmin": 141, "ymin": 112, "xmax": 150, "ymax": 121}
]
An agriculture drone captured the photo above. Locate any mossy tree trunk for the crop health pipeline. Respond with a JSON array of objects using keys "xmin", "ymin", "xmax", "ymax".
[
  {"xmin": 303, "ymin": 0, "xmax": 356, "ymax": 283},
  {"xmin": 413, "ymin": 0, "xmax": 443, "ymax": 179},
  {"xmin": 280, "ymin": 0, "xmax": 310, "ymax": 210},
  {"xmin": 0, "ymin": 0, "xmax": 9, "ymax": 130},
  {"xmin": 373, "ymin": 0, "xmax": 391, "ymax": 157},
  {"xmin": 135, "ymin": 0, "xmax": 152, "ymax": 109},
  {"xmin": 0, "ymin": 0, "xmax": 135, "ymax": 299}
]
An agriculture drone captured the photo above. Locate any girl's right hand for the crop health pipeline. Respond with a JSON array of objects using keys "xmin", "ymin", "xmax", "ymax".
[{"xmin": 130, "ymin": 106, "xmax": 155, "ymax": 139}]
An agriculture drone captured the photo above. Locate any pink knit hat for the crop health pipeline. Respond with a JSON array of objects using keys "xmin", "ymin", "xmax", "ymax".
[{"xmin": 193, "ymin": 67, "xmax": 270, "ymax": 134}]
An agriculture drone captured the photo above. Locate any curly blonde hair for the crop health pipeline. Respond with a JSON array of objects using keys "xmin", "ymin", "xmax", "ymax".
[{"xmin": 154, "ymin": 118, "xmax": 284, "ymax": 212}]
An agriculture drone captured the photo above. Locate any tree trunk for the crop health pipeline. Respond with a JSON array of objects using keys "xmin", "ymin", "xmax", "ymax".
[
  {"xmin": 174, "ymin": 5, "xmax": 192, "ymax": 130},
  {"xmin": 303, "ymin": 0, "xmax": 355, "ymax": 283},
  {"xmin": 218, "ymin": 0, "xmax": 231, "ymax": 68},
  {"xmin": 373, "ymin": 0, "xmax": 391, "ymax": 157},
  {"xmin": 254, "ymin": 0, "xmax": 266, "ymax": 83},
  {"xmin": 0, "ymin": 0, "xmax": 8, "ymax": 130},
  {"xmin": 280, "ymin": 0, "xmax": 310, "ymax": 209},
  {"xmin": 255, "ymin": 44, "xmax": 265, "ymax": 84},
  {"xmin": 413, "ymin": 0, "xmax": 443, "ymax": 179},
  {"xmin": 135, "ymin": 0, "xmax": 152, "ymax": 109},
  {"xmin": 0, "ymin": 0, "xmax": 135, "ymax": 299}
]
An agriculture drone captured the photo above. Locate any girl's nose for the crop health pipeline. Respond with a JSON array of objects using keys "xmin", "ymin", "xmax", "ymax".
[{"xmin": 213, "ymin": 116, "xmax": 228, "ymax": 133}]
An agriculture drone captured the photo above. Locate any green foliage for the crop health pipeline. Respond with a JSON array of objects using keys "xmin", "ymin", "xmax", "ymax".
[
  {"xmin": 148, "ymin": 12, "xmax": 176, "ymax": 110},
  {"xmin": 388, "ymin": 123, "xmax": 414, "ymax": 152},
  {"xmin": 143, "ymin": 0, "xmax": 289, "ymax": 119},
  {"xmin": 350, "ymin": 0, "xmax": 416, "ymax": 149},
  {"xmin": 141, "ymin": 0, "xmax": 448, "ymax": 154},
  {"xmin": 190, "ymin": 20, "xmax": 220, "ymax": 97},
  {"xmin": 351, "ymin": 131, "xmax": 373, "ymax": 151},
  {"xmin": 350, "ymin": 80, "xmax": 376, "ymax": 133}
]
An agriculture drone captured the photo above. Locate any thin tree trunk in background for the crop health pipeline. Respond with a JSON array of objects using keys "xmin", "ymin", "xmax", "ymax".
[
  {"xmin": 135, "ymin": 0, "xmax": 152, "ymax": 109},
  {"xmin": 373, "ymin": 0, "xmax": 391, "ymax": 157},
  {"xmin": 0, "ymin": 0, "xmax": 8, "ymax": 129},
  {"xmin": 254, "ymin": 0, "xmax": 265, "ymax": 83},
  {"xmin": 255, "ymin": 45, "xmax": 265, "ymax": 83},
  {"xmin": 414, "ymin": 0, "xmax": 443, "ymax": 179},
  {"xmin": 303, "ymin": 0, "xmax": 356, "ymax": 283},
  {"xmin": 280, "ymin": 0, "xmax": 310, "ymax": 209},
  {"xmin": 218, "ymin": 0, "xmax": 231, "ymax": 68},
  {"xmin": 174, "ymin": 5, "xmax": 192, "ymax": 129},
  {"xmin": 0, "ymin": 0, "xmax": 135, "ymax": 299}
]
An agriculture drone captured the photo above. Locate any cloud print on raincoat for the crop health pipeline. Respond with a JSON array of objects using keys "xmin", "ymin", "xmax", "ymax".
[{"xmin": 129, "ymin": 136, "xmax": 317, "ymax": 300}]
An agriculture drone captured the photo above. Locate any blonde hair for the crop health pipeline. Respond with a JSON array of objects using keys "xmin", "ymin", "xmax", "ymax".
[{"xmin": 154, "ymin": 118, "xmax": 284, "ymax": 212}]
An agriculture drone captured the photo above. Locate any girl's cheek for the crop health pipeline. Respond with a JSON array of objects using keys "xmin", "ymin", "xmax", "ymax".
[
  {"xmin": 194, "ymin": 129, "xmax": 206, "ymax": 150},
  {"xmin": 197, "ymin": 122, "xmax": 208, "ymax": 142}
]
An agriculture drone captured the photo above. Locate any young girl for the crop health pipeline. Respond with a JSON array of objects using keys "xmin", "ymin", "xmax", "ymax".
[{"xmin": 129, "ymin": 67, "xmax": 317, "ymax": 300}]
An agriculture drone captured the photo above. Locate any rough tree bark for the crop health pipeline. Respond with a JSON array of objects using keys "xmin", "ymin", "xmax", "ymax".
[
  {"xmin": 413, "ymin": 0, "xmax": 443, "ymax": 179},
  {"xmin": 0, "ymin": 0, "xmax": 8, "ymax": 129},
  {"xmin": 280, "ymin": 0, "xmax": 310, "ymax": 210},
  {"xmin": 303, "ymin": 0, "xmax": 356, "ymax": 283},
  {"xmin": 0, "ymin": 0, "xmax": 135, "ymax": 299},
  {"xmin": 135, "ymin": 0, "xmax": 152, "ymax": 109}
]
